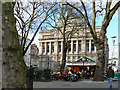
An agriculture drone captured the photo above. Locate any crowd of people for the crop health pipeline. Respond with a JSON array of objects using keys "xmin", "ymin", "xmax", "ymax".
[
  {"xmin": 27, "ymin": 65, "xmax": 118, "ymax": 89},
  {"xmin": 50, "ymin": 68, "xmax": 95, "ymax": 82}
]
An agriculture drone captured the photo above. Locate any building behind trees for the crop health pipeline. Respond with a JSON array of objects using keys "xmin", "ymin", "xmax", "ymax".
[{"xmin": 38, "ymin": 18, "xmax": 109, "ymax": 70}]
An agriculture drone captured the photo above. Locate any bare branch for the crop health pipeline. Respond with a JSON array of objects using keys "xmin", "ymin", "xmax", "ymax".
[{"xmin": 23, "ymin": 3, "xmax": 56, "ymax": 55}]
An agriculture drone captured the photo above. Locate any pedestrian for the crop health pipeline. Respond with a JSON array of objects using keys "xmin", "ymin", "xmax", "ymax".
[
  {"xmin": 84, "ymin": 71, "xmax": 87, "ymax": 79},
  {"xmin": 81, "ymin": 70, "xmax": 84, "ymax": 79},
  {"xmin": 53, "ymin": 70, "xmax": 56, "ymax": 80},
  {"xmin": 86, "ymin": 70, "xmax": 90, "ymax": 79},
  {"xmin": 90, "ymin": 69, "xmax": 94, "ymax": 80},
  {"xmin": 62, "ymin": 71, "xmax": 66, "ymax": 81},
  {"xmin": 106, "ymin": 66, "xmax": 114, "ymax": 88},
  {"xmin": 27, "ymin": 65, "xmax": 34, "ymax": 89},
  {"xmin": 51, "ymin": 70, "xmax": 54, "ymax": 80},
  {"xmin": 76, "ymin": 71, "xmax": 80, "ymax": 81},
  {"xmin": 79, "ymin": 71, "xmax": 82, "ymax": 80}
]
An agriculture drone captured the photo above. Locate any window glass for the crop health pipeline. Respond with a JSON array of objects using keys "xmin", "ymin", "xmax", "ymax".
[{"xmin": 73, "ymin": 41, "xmax": 76, "ymax": 52}]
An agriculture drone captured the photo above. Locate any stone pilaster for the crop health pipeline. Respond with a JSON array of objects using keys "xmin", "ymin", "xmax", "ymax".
[
  {"xmin": 71, "ymin": 41, "xmax": 73, "ymax": 54},
  {"xmin": 81, "ymin": 39, "xmax": 86, "ymax": 55},
  {"xmin": 89, "ymin": 40, "xmax": 91, "ymax": 53},
  {"xmin": 76, "ymin": 40, "xmax": 78, "ymax": 54},
  {"xmin": 49, "ymin": 42, "xmax": 51, "ymax": 55},
  {"xmin": 94, "ymin": 46, "xmax": 96, "ymax": 52},
  {"xmin": 45, "ymin": 42, "xmax": 47, "ymax": 54},
  {"xmin": 39, "ymin": 42, "xmax": 42, "ymax": 55},
  {"xmin": 54, "ymin": 41, "xmax": 58, "ymax": 62}
]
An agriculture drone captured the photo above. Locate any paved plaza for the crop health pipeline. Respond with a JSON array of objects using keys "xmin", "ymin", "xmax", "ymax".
[{"xmin": 33, "ymin": 80, "xmax": 119, "ymax": 88}]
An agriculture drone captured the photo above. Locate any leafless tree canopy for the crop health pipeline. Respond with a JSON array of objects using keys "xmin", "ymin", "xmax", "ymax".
[{"xmin": 14, "ymin": 1, "xmax": 56, "ymax": 56}]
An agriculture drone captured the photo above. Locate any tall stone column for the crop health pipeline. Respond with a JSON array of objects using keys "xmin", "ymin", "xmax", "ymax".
[
  {"xmin": 54, "ymin": 41, "xmax": 58, "ymax": 62},
  {"xmin": 39, "ymin": 42, "xmax": 42, "ymax": 55},
  {"xmin": 49, "ymin": 42, "xmax": 51, "ymax": 55},
  {"xmin": 45, "ymin": 42, "xmax": 47, "ymax": 54},
  {"xmin": 54, "ymin": 41, "xmax": 58, "ymax": 54},
  {"xmin": 71, "ymin": 41, "xmax": 73, "ymax": 54},
  {"xmin": 94, "ymin": 46, "xmax": 96, "ymax": 52},
  {"xmin": 76, "ymin": 40, "xmax": 78, "ymax": 54},
  {"xmin": 81, "ymin": 39, "xmax": 86, "ymax": 55},
  {"xmin": 89, "ymin": 40, "xmax": 91, "ymax": 53}
]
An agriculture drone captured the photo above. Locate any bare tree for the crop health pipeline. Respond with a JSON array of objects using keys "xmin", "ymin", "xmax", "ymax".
[
  {"xmin": 46, "ymin": 3, "xmax": 85, "ymax": 72},
  {"xmin": 66, "ymin": 0, "xmax": 120, "ymax": 81},
  {"xmin": 14, "ymin": 1, "xmax": 56, "ymax": 56},
  {"xmin": 2, "ymin": 2, "xmax": 27, "ymax": 88}
]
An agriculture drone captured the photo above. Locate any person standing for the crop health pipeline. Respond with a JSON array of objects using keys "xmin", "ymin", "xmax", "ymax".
[
  {"xmin": 27, "ymin": 65, "xmax": 34, "ymax": 89},
  {"xmin": 90, "ymin": 69, "xmax": 95, "ymax": 80},
  {"xmin": 106, "ymin": 66, "xmax": 114, "ymax": 88}
]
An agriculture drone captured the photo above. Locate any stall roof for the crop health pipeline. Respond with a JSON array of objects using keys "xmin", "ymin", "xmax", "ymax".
[{"xmin": 73, "ymin": 56, "xmax": 95, "ymax": 63}]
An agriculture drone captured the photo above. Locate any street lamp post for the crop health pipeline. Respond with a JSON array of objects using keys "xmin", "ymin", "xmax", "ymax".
[{"xmin": 82, "ymin": 57, "xmax": 85, "ymax": 71}]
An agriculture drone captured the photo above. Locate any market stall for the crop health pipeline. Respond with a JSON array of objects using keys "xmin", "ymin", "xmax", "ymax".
[{"xmin": 66, "ymin": 56, "xmax": 96, "ymax": 72}]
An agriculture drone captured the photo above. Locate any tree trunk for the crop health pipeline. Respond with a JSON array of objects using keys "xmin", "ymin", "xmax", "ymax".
[
  {"xmin": 2, "ymin": 2, "xmax": 27, "ymax": 88},
  {"xmin": 94, "ymin": 42, "xmax": 105, "ymax": 81},
  {"xmin": 60, "ymin": 36, "xmax": 67, "ymax": 72},
  {"xmin": 60, "ymin": 48, "xmax": 67, "ymax": 72},
  {"xmin": 94, "ymin": 27, "xmax": 106, "ymax": 81}
]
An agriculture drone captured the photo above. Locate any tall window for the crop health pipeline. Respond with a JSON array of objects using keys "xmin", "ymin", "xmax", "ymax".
[
  {"xmin": 73, "ymin": 56, "xmax": 76, "ymax": 60},
  {"xmin": 42, "ymin": 42, "xmax": 45, "ymax": 53},
  {"xmin": 91, "ymin": 40, "xmax": 95, "ymax": 51},
  {"xmin": 78, "ymin": 40, "xmax": 81, "ymax": 51},
  {"xmin": 114, "ymin": 61, "xmax": 116, "ymax": 64},
  {"xmin": 51, "ymin": 56, "xmax": 54, "ymax": 61},
  {"xmin": 41, "ymin": 62, "xmax": 44, "ymax": 67},
  {"xmin": 58, "ymin": 41, "xmax": 61, "ymax": 53},
  {"xmin": 68, "ymin": 41, "xmax": 71, "ymax": 52},
  {"xmin": 58, "ymin": 56, "xmax": 61, "ymax": 61},
  {"xmin": 36, "ymin": 59, "xmax": 38, "ymax": 64},
  {"xmin": 31, "ymin": 58, "xmax": 33, "ymax": 63},
  {"xmin": 73, "ymin": 41, "xmax": 76, "ymax": 52},
  {"xmin": 68, "ymin": 56, "xmax": 71, "ymax": 61},
  {"xmin": 47, "ymin": 42, "xmax": 49, "ymax": 53},
  {"xmin": 86, "ymin": 40, "xmax": 89, "ymax": 52},
  {"xmin": 78, "ymin": 56, "xmax": 81, "ymax": 59},
  {"xmin": 51, "ymin": 62, "xmax": 54, "ymax": 68},
  {"xmin": 47, "ymin": 56, "xmax": 49, "ymax": 68},
  {"xmin": 51, "ymin": 42, "xmax": 54, "ymax": 53},
  {"xmin": 41, "ymin": 57, "xmax": 45, "ymax": 61},
  {"xmin": 91, "ymin": 56, "xmax": 94, "ymax": 59}
]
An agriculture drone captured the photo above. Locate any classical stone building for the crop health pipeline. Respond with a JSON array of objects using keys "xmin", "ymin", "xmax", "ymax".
[
  {"xmin": 38, "ymin": 19, "xmax": 109, "ymax": 70},
  {"xmin": 19, "ymin": 37, "xmax": 39, "ymax": 67},
  {"xmin": 29, "ymin": 44, "xmax": 39, "ymax": 67}
]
